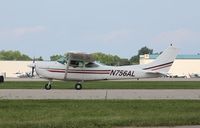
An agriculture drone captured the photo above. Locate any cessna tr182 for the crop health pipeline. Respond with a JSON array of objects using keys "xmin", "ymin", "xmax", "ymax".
[{"xmin": 28, "ymin": 46, "xmax": 179, "ymax": 90}]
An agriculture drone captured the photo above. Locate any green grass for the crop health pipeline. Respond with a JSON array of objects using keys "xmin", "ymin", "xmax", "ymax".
[
  {"xmin": 0, "ymin": 81, "xmax": 200, "ymax": 89},
  {"xmin": 0, "ymin": 100, "xmax": 200, "ymax": 128}
]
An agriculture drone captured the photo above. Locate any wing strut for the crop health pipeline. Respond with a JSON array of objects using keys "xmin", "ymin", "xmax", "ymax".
[{"xmin": 64, "ymin": 54, "xmax": 71, "ymax": 80}]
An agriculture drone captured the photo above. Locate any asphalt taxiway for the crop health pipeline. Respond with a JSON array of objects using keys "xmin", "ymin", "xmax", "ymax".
[
  {"xmin": 1, "ymin": 77, "xmax": 200, "ymax": 100},
  {"xmin": 0, "ymin": 89, "xmax": 200, "ymax": 100}
]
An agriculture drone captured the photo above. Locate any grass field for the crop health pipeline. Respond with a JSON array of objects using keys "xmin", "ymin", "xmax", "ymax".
[
  {"xmin": 0, "ymin": 100, "xmax": 200, "ymax": 128},
  {"xmin": 0, "ymin": 81, "xmax": 200, "ymax": 89}
]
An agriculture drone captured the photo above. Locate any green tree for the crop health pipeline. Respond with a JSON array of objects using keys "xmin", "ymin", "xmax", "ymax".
[
  {"xmin": 0, "ymin": 50, "xmax": 31, "ymax": 60},
  {"xmin": 92, "ymin": 52, "xmax": 121, "ymax": 65},
  {"xmin": 130, "ymin": 46, "xmax": 153, "ymax": 64},
  {"xmin": 118, "ymin": 58, "xmax": 130, "ymax": 66},
  {"xmin": 129, "ymin": 56, "xmax": 139, "ymax": 64},
  {"xmin": 138, "ymin": 46, "xmax": 153, "ymax": 55},
  {"xmin": 50, "ymin": 54, "xmax": 63, "ymax": 61},
  {"xmin": 35, "ymin": 56, "xmax": 43, "ymax": 61}
]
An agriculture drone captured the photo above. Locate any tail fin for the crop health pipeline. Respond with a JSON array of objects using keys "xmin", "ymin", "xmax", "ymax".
[{"xmin": 142, "ymin": 46, "xmax": 179, "ymax": 73}]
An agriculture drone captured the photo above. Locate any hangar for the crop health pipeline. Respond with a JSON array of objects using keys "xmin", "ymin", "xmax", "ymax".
[
  {"xmin": 0, "ymin": 61, "xmax": 32, "ymax": 78},
  {"xmin": 140, "ymin": 54, "xmax": 200, "ymax": 77}
]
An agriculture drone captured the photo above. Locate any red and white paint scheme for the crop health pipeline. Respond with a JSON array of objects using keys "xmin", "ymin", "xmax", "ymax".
[{"xmin": 28, "ymin": 46, "xmax": 179, "ymax": 90}]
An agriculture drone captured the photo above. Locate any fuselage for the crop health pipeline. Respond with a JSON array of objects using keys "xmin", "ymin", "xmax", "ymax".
[{"xmin": 35, "ymin": 61, "xmax": 161, "ymax": 81}]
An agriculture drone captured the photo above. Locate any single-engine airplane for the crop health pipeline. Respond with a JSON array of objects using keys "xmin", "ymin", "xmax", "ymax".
[
  {"xmin": 28, "ymin": 46, "xmax": 179, "ymax": 90},
  {"xmin": 189, "ymin": 73, "xmax": 200, "ymax": 78}
]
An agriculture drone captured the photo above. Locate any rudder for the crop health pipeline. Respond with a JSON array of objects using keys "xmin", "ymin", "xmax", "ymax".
[{"xmin": 142, "ymin": 46, "xmax": 179, "ymax": 73}]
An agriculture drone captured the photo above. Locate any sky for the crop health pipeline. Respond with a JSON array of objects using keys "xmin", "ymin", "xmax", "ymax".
[{"xmin": 0, "ymin": 0, "xmax": 200, "ymax": 60}]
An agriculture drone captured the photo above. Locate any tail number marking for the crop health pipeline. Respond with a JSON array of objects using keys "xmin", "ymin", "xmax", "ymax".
[{"xmin": 110, "ymin": 70, "xmax": 135, "ymax": 77}]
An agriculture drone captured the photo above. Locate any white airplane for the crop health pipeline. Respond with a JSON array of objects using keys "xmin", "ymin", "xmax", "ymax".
[
  {"xmin": 14, "ymin": 71, "xmax": 32, "ymax": 78},
  {"xmin": 28, "ymin": 46, "xmax": 179, "ymax": 90},
  {"xmin": 189, "ymin": 73, "xmax": 200, "ymax": 78}
]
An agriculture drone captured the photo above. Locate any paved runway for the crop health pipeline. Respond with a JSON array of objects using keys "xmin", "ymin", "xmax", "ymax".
[{"xmin": 0, "ymin": 89, "xmax": 200, "ymax": 100}]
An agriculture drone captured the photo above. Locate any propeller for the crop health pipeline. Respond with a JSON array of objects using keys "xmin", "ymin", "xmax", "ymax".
[
  {"xmin": 28, "ymin": 57, "xmax": 36, "ymax": 77},
  {"xmin": 31, "ymin": 58, "xmax": 35, "ymax": 77}
]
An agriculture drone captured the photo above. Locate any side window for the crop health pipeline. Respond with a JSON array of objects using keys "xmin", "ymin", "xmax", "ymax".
[
  {"xmin": 70, "ymin": 60, "xmax": 84, "ymax": 68},
  {"xmin": 85, "ymin": 62, "xmax": 99, "ymax": 68}
]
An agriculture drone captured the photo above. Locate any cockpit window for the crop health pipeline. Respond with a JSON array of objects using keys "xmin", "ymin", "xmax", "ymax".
[
  {"xmin": 57, "ymin": 55, "xmax": 100, "ymax": 68},
  {"xmin": 70, "ymin": 60, "xmax": 84, "ymax": 68}
]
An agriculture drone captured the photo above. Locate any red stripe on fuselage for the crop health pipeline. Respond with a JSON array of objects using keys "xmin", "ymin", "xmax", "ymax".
[
  {"xmin": 47, "ymin": 69, "xmax": 111, "ymax": 74},
  {"xmin": 143, "ymin": 61, "xmax": 173, "ymax": 70},
  {"xmin": 151, "ymin": 64, "xmax": 172, "ymax": 71}
]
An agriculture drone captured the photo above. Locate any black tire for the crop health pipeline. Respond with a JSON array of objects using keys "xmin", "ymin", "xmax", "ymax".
[
  {"xmin": 0, "ymin": 76, "xmax": 4, "ymax": 83},
  {"xmin": 75, "ymin": 83, "xmax": 82, "ymax": 90},
  {"xmin": 45, "ymin": 83, "xmax": 51, "ymax": 90}
]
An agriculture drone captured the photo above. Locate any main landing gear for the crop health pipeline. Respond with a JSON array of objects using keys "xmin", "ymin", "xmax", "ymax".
[
  {"xmin": 44, "ymin": 81, "xmax": 83, "ymax": 90},
  {"xmin": 75, "ymin": 82, "xmax": 82, "ymax": 90}
]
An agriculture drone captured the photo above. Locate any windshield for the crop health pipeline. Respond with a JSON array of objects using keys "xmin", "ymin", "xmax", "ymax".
[{"xmin": 57, "ymin": 56, "xmax": 67, "ymax": 64}]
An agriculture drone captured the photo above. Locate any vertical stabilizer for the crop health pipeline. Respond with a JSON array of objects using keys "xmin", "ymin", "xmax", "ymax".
[{"xmin": 142, "ymin": 46, "xmax": 179, "ymax": 73}]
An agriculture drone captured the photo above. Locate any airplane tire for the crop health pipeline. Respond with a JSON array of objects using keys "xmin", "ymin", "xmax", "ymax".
[
  {"xmin": 75, "ymin": 83, "xmax": 82, "ymax": 90},
  {"xmin": 45, "ymin": 83, "xmax": 51, "ymax": 90}
]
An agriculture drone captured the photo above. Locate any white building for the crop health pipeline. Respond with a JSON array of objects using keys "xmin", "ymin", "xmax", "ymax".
[
  {"xmin": 0, "ymin": 61, "xmax": 32, "ymax": 78},
  {"xmin": 140, "ymin": 54, "xmax": 200, "ymax": 77}
]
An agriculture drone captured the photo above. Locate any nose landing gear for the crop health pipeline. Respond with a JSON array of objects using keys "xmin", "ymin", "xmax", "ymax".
[{"xmin": 45, "ymin": 80, "xmax": 52, "ymax": 90}]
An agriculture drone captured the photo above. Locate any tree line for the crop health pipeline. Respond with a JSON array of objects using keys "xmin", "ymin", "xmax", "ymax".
[
  {"xmin": 0, "ymin": 46, "xmax": 154, "ymax": 65},
  {"xmin": 0, "ymin": 50, "xmax": 44, "ymax": 61}
]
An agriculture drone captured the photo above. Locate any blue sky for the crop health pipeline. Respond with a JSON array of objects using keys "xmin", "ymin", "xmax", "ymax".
[{"xmin": 0, "ymin": 0, "xmax": 200, "ymax": 60}]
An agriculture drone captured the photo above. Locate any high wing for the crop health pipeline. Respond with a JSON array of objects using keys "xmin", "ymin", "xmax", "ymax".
[{"xmin": 66, "ymin": 52, "xmax": 94, "ymax": 62}]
